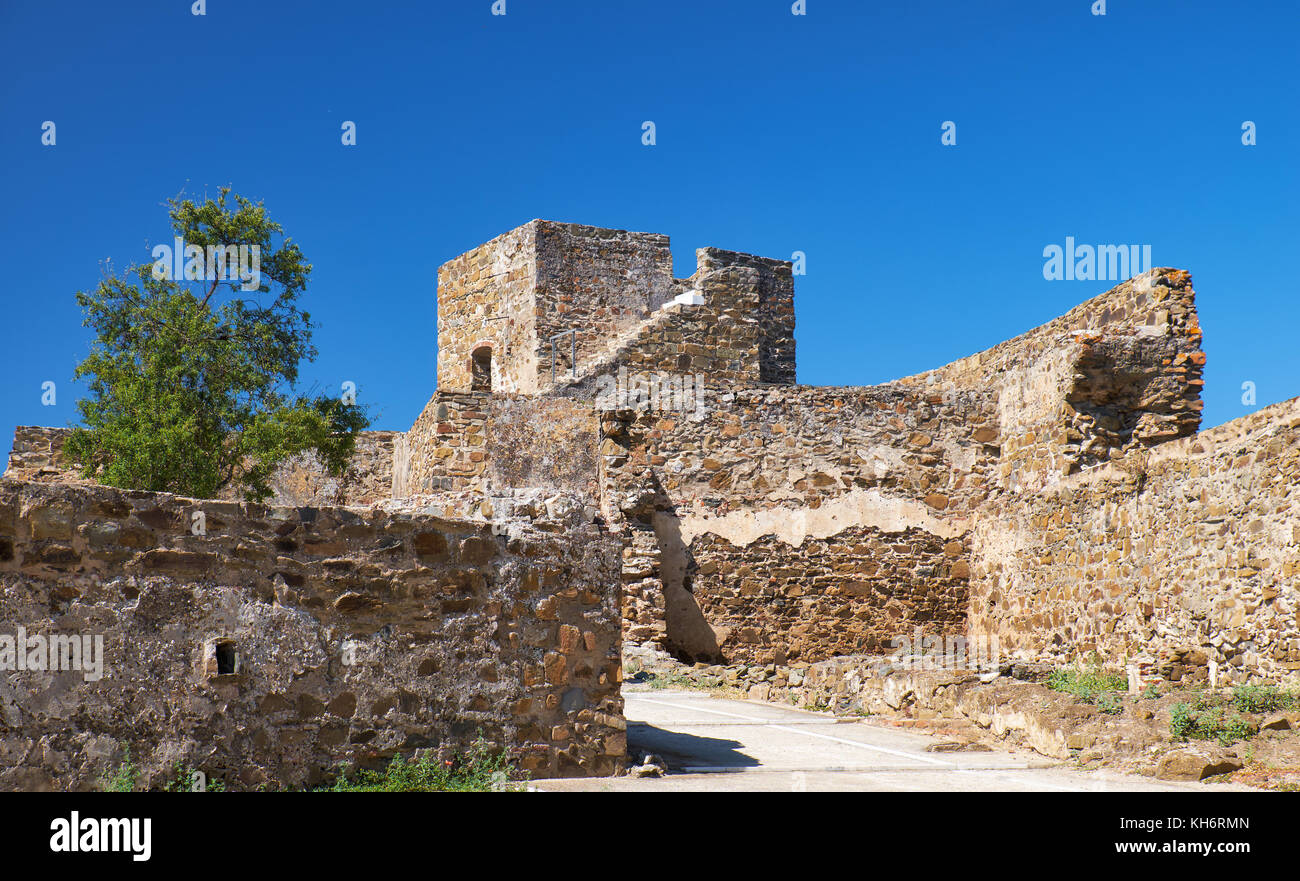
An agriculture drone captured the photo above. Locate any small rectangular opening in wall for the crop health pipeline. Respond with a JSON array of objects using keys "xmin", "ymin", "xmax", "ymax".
[
  {"xmin": 215, "ymin": 640, "xmax": 237, "ymax": 675},
  {"xmin": 550, "ymin": 330, "xmax": 577, "ymax": 384},
  {"xmin": 471, "ymin": 346, "xmax": 493, "ymax": 392}
]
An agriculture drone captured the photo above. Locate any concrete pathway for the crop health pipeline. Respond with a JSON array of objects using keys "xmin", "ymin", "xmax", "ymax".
[{"xmin": 531, "ymin": 688, "xmax": 1255, "ymax": 792}]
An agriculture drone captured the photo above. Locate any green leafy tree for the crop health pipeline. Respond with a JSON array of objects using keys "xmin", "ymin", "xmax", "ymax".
[{"xmin": 66, "ymin": 187, "xmax": 368, "ymax": 501}]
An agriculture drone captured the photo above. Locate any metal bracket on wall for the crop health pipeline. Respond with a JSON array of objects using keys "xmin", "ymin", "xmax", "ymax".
[{"xmin": 550, "ymin": 330, "xmax": 577, "ymax": 384}]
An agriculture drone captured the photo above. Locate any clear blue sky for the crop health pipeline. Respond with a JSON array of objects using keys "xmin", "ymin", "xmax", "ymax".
[{"xmin": 1, "ymin": 0, "xmax": 1296, "ymax": 448}]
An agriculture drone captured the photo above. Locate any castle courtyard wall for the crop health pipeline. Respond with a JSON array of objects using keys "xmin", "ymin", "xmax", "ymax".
[
  {"xmin": 0, "ymin": 480, "xmax": 624, "ymax": 790},
  {"xmin": 898, "ymin": 268, "xmax": 1205, "ymax": 493},
  {"xmin": 601, "ymin": 382, "xmax": 998, "ymax": 662},
  {"xmin": 969, "ymin": 396, "xmax": 1300, "ymax": 685},
  {"xmin": 5, "ymin": 427, "xmax": 399, "ymax": 508},
  {"xmin": 683, "ymin": 525, "xmax": 969, "ymax": 665},
  {"xmin": 395, "ymin": 391, "xmax": 598, "ymax": 501}
]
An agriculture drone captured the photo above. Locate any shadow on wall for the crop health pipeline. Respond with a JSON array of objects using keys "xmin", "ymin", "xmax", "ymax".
[{"xmin": 652, "ymin": 509, "xmax": 724, "ymax": 663}]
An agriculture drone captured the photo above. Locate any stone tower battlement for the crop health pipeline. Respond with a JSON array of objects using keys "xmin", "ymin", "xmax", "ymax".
[{"xmin": 434, "ymin": 220, "xmax": 796, "ymax": 395}]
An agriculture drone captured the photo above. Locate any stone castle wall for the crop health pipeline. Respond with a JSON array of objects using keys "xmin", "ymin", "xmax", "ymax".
[
  {"xmin": 259, "ymin": 433, "xmax": 398, "ymax": 507},
  {"xmin": 10, "ymin": 213, "xmax": 1299, "ymax": 796},
  {"xmin": 5, "ymin": 426, "xmax": 398, "ymax": 507},
  {"xmin": 532, "ymin": 222, "xmax": 675, "ymax": 389},
  {"xmin": 0, "ymin": 480, "xmax": 624, "ymax": 790},
  {"xmin": 898, "ymin": 268, "xmax": 1204, "ymax": 493},
  {"xmin": 695, "ymin": 247, "xmax": 796, "ymax": 385},
  {"xmin": 615, "ymin": 384, "xmax": 998, "ymax": 519},
  {"xmin": 398, "ymin": 392, "xmax": 489, "ymax": 495},
  {"xmin": 969, "ymin": 397, "xmax": 1300, "ymax": 685},
  {"xmin": 553, "ymin": 248, "xmax": 797, "ymax": 392},
  {"xmin": 685, "ymin": 526, "xmax": 968, "ymax": 665},
  {"xmin": 486, "ymin": 396, "xmax": 599, "ymax": 502},
  {"xmin": 595, "ymin": 267, "xmax": 1233, "ymax": 674},
  {"xmin": 435, "ymin": 223, "xmax": 537, "ymax": 394},
  {"xmin": 397, "ymin": 391, "xmax": 599, "ymax": 502},
  {"xmin": 599, "ymin": 381, "xmax": 997, "ymax": 663},
  {"xmin": 4, "ymin": 426, "xmax": 97, "ymax": 488}
]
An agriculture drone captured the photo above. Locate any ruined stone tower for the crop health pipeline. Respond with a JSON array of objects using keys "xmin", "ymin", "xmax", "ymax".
[{"xmin": 434, "ymin": 220, "xmax": 797, "ymax": 395}]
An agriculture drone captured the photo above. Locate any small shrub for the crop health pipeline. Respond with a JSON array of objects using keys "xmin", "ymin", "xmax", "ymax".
[
  {"xmin": 1219, "ymin": 714, "xmax": 1258, "ymax": 747},
  {"xmin": 1169, "ymin": 700, "xmax": 1257, "ymax": 746},
  {"xmin": 321, "ymin": 737, "xmax": 522, "ymax": 792},
  {"xmin": 1094, "ymin": 692, "xmax": 1124, "ymax": 715},
  {"xmin": 1046, "ymin": 663, "xmax": 1127, "ymax": 706},
  {"xmin": 1169, "ymin": 702, "xmax": 1194, "ymax": 739},
  {"xmin": 101, "ymin": 746, "xmax": 137, "ymax": 792},
  {"xmin": 646, "ymin": 671, "xmax": 702, "ymax": 690},
  {"xmin": 162, "ymin": 762, "xmax": 226, "ymax": 792},
  {"xmin": 1231, "ymin": 685, "xmax": 1298, "ymax": 714}
]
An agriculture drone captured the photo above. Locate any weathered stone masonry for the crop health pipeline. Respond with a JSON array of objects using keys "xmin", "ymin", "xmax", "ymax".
[
  {"xmin": 7, "ymin": 425, "xmax": 400, "ymax": 508},
  {"xmin": 0, "ymin": 481, "xmax": 624, "ymax": 789},
  {"xmin": 599, "ymin": 382, "xmax": 996, "ymax": 664},
  {"xmin": 594, "ymin": 267, "xmax": 1221, "ymax": 671},
  {"xmin": 435, "ymin": 223, "xmax": 537, "ymax": 395},
  {"xmin": 969, "ymin": 398, "xmax": 1300, "ymax": 682},
  {"xmin": 899, "ymin": 269, "xmax": 1204, "ymax": 492},
  {"xmin": 397, "ymin": 391, "xmax": 597, "ymax": 502},
  {"xmin": 687, "ymin": 526, "xmax": 969, "ymax": 664}
]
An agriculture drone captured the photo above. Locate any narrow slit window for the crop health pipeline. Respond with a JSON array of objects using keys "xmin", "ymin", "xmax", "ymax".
[
  {"xmin": 215, "ymin": 641, "xmax": 237, "ymax": 675},
  {"xmin": 471, "ymin": 346, "xmax": 492, "ymax": 392}
]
